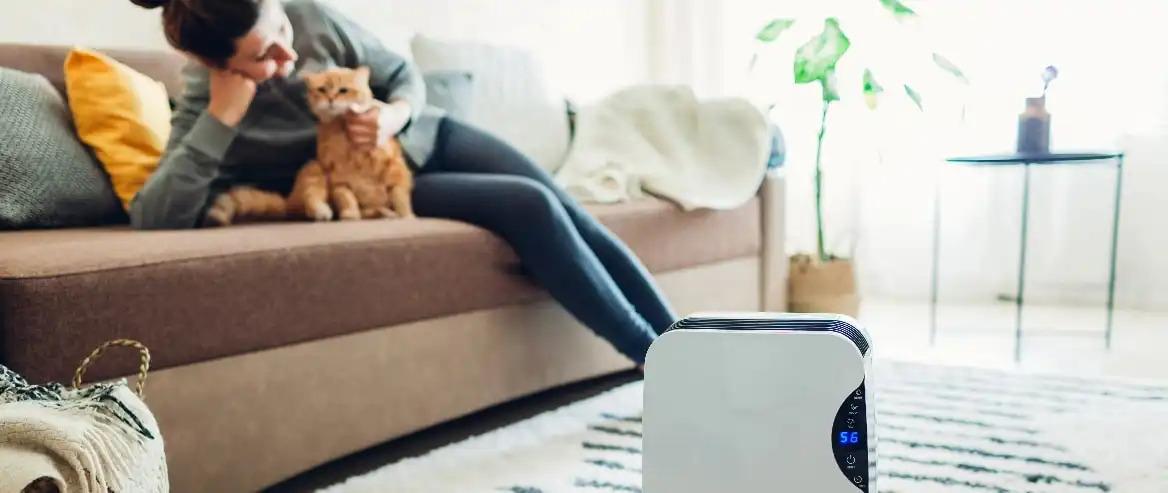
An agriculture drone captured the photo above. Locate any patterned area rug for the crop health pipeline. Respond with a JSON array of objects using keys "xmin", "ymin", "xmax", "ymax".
[{"xmin": 319, "ymin": 361, "xmax": 1168, "ymax": 493}]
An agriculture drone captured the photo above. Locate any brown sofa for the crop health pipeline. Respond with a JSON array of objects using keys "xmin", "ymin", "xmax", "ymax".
[{"xmin": 0, "ymin": 44, "xmax": 788, "ymax": 492}]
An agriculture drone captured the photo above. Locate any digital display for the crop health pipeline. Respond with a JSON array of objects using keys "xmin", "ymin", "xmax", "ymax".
[{"xmin": 838, "ymin": 431, "xmax": 861, "ymax": 445}]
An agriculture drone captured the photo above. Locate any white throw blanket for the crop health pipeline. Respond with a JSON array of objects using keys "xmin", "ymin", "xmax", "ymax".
[
  {"xmin": 0, "ymin": 364, "xmax": 168, "ymax": 493},
  {"xmin": 554, "ymin": 85, "xmax": 772, "ymax": 210}
]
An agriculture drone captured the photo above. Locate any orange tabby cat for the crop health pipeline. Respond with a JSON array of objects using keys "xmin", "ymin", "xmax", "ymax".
[
  {"xmin": 287, "ymin": 66, "xmax": 415, "ymax": 222},
  {"xmin": 204, "ymin": 186, "xmax": 288, "ymax": 227}
]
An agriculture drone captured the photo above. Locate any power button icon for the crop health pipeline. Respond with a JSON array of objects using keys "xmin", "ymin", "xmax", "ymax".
[{"xmin": 846, "ymin": 455, "xmax": 857, "ymax": 465}]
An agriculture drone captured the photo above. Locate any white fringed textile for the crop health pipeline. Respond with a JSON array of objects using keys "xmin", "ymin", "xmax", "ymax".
[{"xmin": 0, "ymin": 344, "xmax": 167, "ymax": 493}]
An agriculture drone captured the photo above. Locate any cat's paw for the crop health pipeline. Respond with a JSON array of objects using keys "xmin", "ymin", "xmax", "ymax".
[
  {"xmin": 338, "ymin": 208, "xmax": 362, "ymax": 221},
  {"xmin": 360, "ymin": 207, "xmax": 396, "ymax": 219},
  {"xmin": 204, "ymin": 208, "xmax": 233, "ymax": 227},
  {"xmin": 308, "ymin": 202, "xmax": 334, "ymax": 222}
]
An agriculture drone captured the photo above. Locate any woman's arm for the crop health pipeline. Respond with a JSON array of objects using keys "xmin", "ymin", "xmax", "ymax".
[
  {"xmin": 128, "ymin": 67, "xmax": 239, "ymax": 230},
  {"xmin": 319, "ymin": 3, "xmax": 427, "ymax": 128}
]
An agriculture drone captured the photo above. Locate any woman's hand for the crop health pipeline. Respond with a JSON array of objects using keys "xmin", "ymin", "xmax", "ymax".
[
  {"xmin": 343, "ymin": 101, "xmax": 411, "ymax": 151},
  {"xmin": 206, "ymin": 70, "xmax": 258, "ymax": 127}
]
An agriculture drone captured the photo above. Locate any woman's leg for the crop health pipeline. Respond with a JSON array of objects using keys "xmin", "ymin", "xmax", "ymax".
[
  {"xmin": 411, "ymin": 172, "xmax": 657, "ymax": 363},
  {"xmin": 420, "ymin": 118, "xmax": 678, "ymax": 333}
]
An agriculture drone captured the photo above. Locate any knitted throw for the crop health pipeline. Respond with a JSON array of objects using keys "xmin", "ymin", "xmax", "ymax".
[{"xmin": 0, "ymin": 341, "xmax": 168, "ymax": 493}]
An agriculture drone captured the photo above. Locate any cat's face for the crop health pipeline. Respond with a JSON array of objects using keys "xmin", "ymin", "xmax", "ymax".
[{"xmin": 302, "ymin": 66, "xmax": 374, "ymax": 120}]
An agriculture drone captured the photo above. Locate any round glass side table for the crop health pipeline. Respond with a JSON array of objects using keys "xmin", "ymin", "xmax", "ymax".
[{"xmin": 929, "ymin": 152, "xmax": 1125, "ymax": 362}]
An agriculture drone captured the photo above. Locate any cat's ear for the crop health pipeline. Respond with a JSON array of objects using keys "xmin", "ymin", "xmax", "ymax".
[
  {"xmin": 299, "ymin": 71, "xmax": 319, "ymax": 86},
  {"xmin": 354, "ymin": 66, "xmax": 371, "ymax": 84}
]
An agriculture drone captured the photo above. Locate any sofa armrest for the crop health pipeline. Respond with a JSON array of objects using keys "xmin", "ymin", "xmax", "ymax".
[{"xmin": 759, "ymin": 168, "xmax": 788, "ymax": 311}]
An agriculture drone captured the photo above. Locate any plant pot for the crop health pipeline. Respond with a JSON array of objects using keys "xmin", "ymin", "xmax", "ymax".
[{"xmin": 787, "ymin": 254, "xmax": 861, "ymax": 317}]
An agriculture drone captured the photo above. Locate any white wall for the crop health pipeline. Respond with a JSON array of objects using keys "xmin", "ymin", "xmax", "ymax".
[
  {"xmin": 322, "ymin": 0, "xmax": 652, "ymax": 102},
  {"xmin": 0, "ymin": 0, "xmax": 168, "ymax": 49},
  {"xmin": 0, "ymin": 0, "xmax": 652, "ymax": 102}
]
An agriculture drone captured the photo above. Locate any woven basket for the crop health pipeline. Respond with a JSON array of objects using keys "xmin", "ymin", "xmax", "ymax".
[
  {"xmin": 0, "ymin": 339, "xmax": 168, "ymax": 493},
  {"xmin": 787, "ymin": 255, "xmax": 861, "ymax": 317}
]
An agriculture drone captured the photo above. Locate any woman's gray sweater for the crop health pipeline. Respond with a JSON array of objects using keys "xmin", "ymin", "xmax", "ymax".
[{"xmin": 129, "ymin": 0, "xmax": 445, "ymax": 230}]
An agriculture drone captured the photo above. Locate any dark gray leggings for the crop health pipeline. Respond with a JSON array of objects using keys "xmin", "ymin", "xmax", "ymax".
[{"xmin": 413, "ymin": 117, "xmax": 676, "ymax": 364}]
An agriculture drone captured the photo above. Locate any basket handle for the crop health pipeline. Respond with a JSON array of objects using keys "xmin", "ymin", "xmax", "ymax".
[{"xmin": 73, "ymin": 339, "xmax": 151, "ymax": 397}]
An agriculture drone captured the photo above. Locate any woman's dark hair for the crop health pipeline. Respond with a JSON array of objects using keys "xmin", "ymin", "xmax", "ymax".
[{"xmin": 130, "ymin": 0, "xmax": 262, "ymax": 67}]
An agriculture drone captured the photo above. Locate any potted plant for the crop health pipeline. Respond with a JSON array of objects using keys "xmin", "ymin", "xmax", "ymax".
[{"xmin": 752, "ymin": 0, "xmax": 968, "ymax": 317}]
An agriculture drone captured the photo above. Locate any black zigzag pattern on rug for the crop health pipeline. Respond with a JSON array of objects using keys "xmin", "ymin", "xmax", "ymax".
[{"xmin": 494, "ymin": 362, "xmax": 1168, "ymax": 493}]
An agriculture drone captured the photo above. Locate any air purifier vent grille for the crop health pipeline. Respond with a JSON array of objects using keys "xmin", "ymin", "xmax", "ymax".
[{"xmin": 667, "ymin": 316, "xmax": 870, "ymax": 355}]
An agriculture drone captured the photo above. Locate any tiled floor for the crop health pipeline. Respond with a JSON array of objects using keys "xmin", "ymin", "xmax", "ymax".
[{"xmin": 860, "ymin": 298, "xmax": 1168, "ymax": 381}]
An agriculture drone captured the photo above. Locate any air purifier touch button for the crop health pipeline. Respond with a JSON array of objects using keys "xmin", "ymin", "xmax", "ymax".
[{"xmin": 832, "ymin": 381, "xmax": 870, "ymax": 492}]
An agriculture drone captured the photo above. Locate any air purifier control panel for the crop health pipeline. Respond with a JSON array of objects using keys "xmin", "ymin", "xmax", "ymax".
[{"xmin": 832, "ymin": 381, "xmax": 870, "ymax": 492}]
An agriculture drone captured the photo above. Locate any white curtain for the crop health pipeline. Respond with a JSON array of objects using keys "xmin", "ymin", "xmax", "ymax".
[
  {"xmin": 644, "ymin": 0, "xmax": 727, "ymax": 97},
  {"xmin": 652, "ymin": 0, "xmax": 1168, "ymax": 310}
]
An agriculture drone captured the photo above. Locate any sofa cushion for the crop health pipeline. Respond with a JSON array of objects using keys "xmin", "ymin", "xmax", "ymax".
[
  {"xmin": 411, "ymin": 35, "xmax": 571, "ymax": 175},
  {"xmin": 423, "ymin": 70, "xmax": 474, "ymax": 119},
  {"xmin": 64, "ymin": 47, "xmax": 174, "ymax": 211},
  {"xmin": 0, "ymin": 198, "xmax": 760, "ymax": 384},
  {"xmin": 0, "ymin": 68, "xmax": 125, "ymax": 229},
  {"xmin": 0, "ymin": 44, "xmax": 186, "ymax": 99}
]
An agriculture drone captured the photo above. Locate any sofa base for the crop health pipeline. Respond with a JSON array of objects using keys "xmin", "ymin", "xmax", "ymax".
[{"xmin": 139, "ymin": 257, "xmax": 761, "ymax": 492}]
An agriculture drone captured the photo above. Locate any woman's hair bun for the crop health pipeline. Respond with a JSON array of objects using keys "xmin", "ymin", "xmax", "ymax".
[{"xmin": 129, "ymin": 0, "xmax": 170, "ymax": 9}]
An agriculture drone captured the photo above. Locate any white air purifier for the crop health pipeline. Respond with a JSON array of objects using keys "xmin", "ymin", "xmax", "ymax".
[{"xmin": 643, "ymin": 312, "xmax": 876, "ymax": 493}]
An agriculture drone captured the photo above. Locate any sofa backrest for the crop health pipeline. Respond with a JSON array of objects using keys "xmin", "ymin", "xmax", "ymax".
[{"xmin": 0, "ymin": 44, "xmax": 187, "ymax": 98}]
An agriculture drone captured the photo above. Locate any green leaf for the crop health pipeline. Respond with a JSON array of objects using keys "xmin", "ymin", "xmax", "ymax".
[
  {"xmin": 904, "ymin": 85, "xmax": 923, "ymax": 111},
  {"xmin": 932, "ymin": 53, "xmax": 970, "ymax": 84},
  {"xmin": 879, "ymin": 0, "xmax": 917, "ymax": 19},
  {"xmin": 756, "ymin": 19, "xmax": 796, "ymax": 42},
  {"xmin": 793, "ymin": 18, "xmax": 851, "ymax": 85},
  {"xmin": 862, "ymin": 69, "xmax": 883, "ymax": 110},
  {"xmin": 821, "ymin": 72, "xmax": 841, "ymax": 102}
]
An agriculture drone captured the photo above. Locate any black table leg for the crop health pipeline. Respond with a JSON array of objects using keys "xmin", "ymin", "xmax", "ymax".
[
  {"xmin": 943, "ymin": 151, "xmax": 1123, "ymax": 362},
  {"xmin": 1015, "ymin": 163, "xmax": 1033, "ymax": 363},
  {"xmin": 1105, "ymin": 156, "xmax": 1124, "ymax": 349}
]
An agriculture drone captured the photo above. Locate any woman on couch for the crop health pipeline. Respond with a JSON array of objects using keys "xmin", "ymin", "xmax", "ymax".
[{"xmin": 128, "ymin": 0, "xmax": 676, "ymax": 367}]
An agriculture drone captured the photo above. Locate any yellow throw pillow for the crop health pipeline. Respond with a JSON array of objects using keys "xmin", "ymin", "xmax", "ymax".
[{"xmin": 64, "ymin": 46, "xmax": 172, "ymax": 210}]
